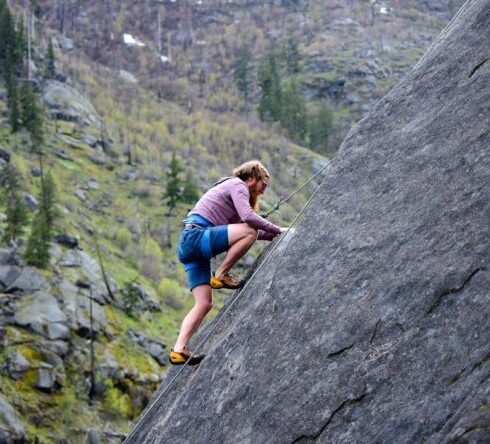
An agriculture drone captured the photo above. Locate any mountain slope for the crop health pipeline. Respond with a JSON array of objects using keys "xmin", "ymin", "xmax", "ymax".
[{"xmin": 127, "ymin": 1, "xmax": 490, "ymax": 442}]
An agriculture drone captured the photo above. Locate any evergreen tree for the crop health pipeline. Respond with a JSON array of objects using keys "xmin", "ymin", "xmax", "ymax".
[
  {"xmin": 233, "ymin": 45, "xmax": 252, "ymax": 100},
  {"xmin": 6, "ymin": 78, "xmax": 21, "ymax": 132},
  {"xmin": 30, "ymin": 0, "xmax": 42, "ymax": 18},
  {"xmin": 308, "ymin": 101, "xmax": 333, "ymax": 155},
  {"xmin": 25, "ymin": 172, "xmax": 57, "ymax": 268},
  {"xmin": 45, "ymin": 38, "xmax": 55, "ymax": 78},
  {"xmin": 0, "ymin": 1, "xmax": 24, "ymax": 132},
  {"xmin": 280, "ymin": 79, "xmax": 308, "ymax": 144},
  {"xmin": 181, "ymin": 171, "xmax": 199, "ymax": 204},
  {"xmin": 1, "ymin": 164, "xmax": 28, "ymax": 243},
  {"xmin": 285, "ymin": 37, "xmax": 300, "ymax": 74},
  {"xmin": 163, "ymin": 153, "xmax": 183, "ymax": 215},
  {"xmin": 258, "ymin": 52, "xmax": 282, "ymax": 122},
  {"xmin": 0, "ymin": 2, "xmax": 22, "ymax": 80},
  {"xmin": 20, "ymin": 84, "xmax": 44, "ymax": 148}
]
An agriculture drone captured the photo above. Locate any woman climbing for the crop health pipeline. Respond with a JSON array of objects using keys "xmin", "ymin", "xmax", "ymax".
[{"xmin": 169, "ymin": 160, "xmax": 286, "ymax": 365}]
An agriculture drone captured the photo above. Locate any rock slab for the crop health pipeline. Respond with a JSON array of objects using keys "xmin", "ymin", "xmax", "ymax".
[{"xmin": 128, "ymin": 1, "xmax": 490, "ymax": 443}]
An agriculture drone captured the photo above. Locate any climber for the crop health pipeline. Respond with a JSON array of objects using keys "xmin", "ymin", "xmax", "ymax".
[{"xmin": 169, "ymin": 160, "xmax": 286, "ymax": 365}]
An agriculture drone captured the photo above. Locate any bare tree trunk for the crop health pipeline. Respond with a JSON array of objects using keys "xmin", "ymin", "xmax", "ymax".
[
  {"xmin": 157, "ymin": 8, "xmax": 162, "ymax": 52},
  {"xmin": 88, "ymin": 292, "xmax": 96, "ymax": 402}
]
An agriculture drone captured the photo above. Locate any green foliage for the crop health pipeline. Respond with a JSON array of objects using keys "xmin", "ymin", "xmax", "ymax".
[
  {"xmin": 159, "ymin": 277, "xmax": 184, "ymax": 310},
  {"xmin": 121, "ymin": 279, "xmax": 141, "ymax": 316},
  {"xmin": 25, "ymin": 172, "xmax": 57, "ymax": 268},
  {"xmin": 163, "ymin": 152, "xmax": 183, "ymax": 215},
  {"xmin": 6, "ymin": 78, "xmax": 20, "ymax": 132},
  {"xmin": 1, "ymin": 163, "xmax": 29, "ymax": 242},
  {"xmin": 0, "ymin": 1, "xmax": 23, "ymax": 80},
  {"xmin": 0, "ymin": 1, "xmax": 24, "ymax": 133},
  {"xmin": 114, "ymin": 227, "xmax": 132, "ymax": 250},
  {"xmin": 280, "ymin": 78, "xmax": 308, "ymax": 144},
  {"xmin": 285, "ymin": 37, "xmax": 301, "ymax": 74},
  {"xmin": 181, "ymin": 171, "xmax": 199, "ymax": 204},
  {"xmin": 20, "ymin": 84, "xmax": 44, "ymax": 149},
  {"xmin": 233, "ymin": 44, "xmax": 253, "ymax": 100},
  {"xmin": 30, "ymin": 0, "xmax": 42, "ymax": 18},
  {"xmin": 258, "ymin": 52, "xmax": 282, "ymax": 122},
  {"xmin": 45, "ymin": 38, "xmax": 55, "ymax": 78},
  {"xmin": 308, "ymin": 101, "xmax": 333, "ymax": 155}
]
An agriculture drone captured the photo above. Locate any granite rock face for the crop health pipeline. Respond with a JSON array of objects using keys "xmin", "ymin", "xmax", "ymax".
[{"xmin": 129, "ymin": 1, "xmax": 490, "ymax": 442}]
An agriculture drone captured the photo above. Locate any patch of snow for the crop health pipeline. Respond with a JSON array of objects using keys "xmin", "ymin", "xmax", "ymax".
[
  {"xmin": 380, "ymin": 6, "xmax": 389, "ymax": 14},
  {"xmin": 123, "ymin": 33, "xmax": 146, "ymax": 47},
  {"xmin": 160, "ymin": 55, "xmax": 170, "ymax": 63}
]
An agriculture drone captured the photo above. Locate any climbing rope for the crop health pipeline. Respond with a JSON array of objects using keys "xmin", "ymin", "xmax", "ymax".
[
  {"xmin": 262, "ymin": 157, "xmax": 335, "ymax": 218},
  {"xmin": 413, "ymin": 0, "xmax": 470, "ymax": 70},
  {"xmin": 123, "ymin": 155, "xmax": 336, "ymax": 443}
]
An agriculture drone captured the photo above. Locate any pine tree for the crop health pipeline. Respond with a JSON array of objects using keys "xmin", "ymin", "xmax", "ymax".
[
  {"xmin": 20, "ymin": 84, "xmax": 44, "ymax": 148},
  {"xmin": 25, "ymin": 172, "xmax": 57, "ymax": 268},
  {"xmin": 258, "ymin": 53, "xmax": 282, "ymax": 122},
  {"xmin": 30, "ymin": 0, "xmax": 42, "ymax": 18},
  {"xmin": 1, "ymin": 164, "xmax": 28, "ymax": 243},
  {"xmin": 233, "ymin": 45, "xmax": 252, "ymax": 100},
  {"xmin": 181, "ymin": 171, "xmax": 199, "ymax": 204},
  {"xmin": 308, "ymin": 102, "xmax": 333, "ymax": 155},
  {"xmin": 45, "ymin": 38, "xmax": 55, "ymax": 78},
  {"xmin": 281, "ymin": 79, "xmax": 308, "ymax": 144},
  {"xmin": 285, "ymin": 37, "xmax": 300, "ymax": 74},
  {"xmin": 0, "ymin": 2, "xmax": 24, "ymax": 132},
  {"xmin": 163, "ymin": 153, "xmax": 183, "ymax": 215},
  {"xmin": 6, "ymin": 78, "xmax": 21, "ymax": 132}
]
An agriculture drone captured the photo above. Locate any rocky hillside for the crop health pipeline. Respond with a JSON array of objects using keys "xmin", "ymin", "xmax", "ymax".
[
  {"xmin": 127, "ymin": 0, "xmax": 490, "ymax": 442},
  {"xmin": 0, "ymin": 0, "xmax": 468, "ymax": 443},
  {"xmin": 13, "ymin": 0, "xmax": 465, "ymax": 151}
]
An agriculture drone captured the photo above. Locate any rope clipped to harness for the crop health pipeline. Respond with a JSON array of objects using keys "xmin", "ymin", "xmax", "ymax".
[{"xmin": 123, "ymin": 155, "xmax": 336, "ymax": 443}]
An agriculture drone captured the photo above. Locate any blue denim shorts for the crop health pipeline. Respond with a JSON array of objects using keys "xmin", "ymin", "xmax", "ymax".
[{"xmin": 177, "ymin": 214, "xmax": 229, "ymax": 290}]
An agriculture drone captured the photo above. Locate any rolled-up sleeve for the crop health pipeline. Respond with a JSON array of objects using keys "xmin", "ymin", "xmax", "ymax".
[{"xmin": 230, "ymin": 183, "xmax": 281, "ymax": 237}]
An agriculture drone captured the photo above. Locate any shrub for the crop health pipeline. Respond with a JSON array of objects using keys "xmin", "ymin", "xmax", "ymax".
[{"xmin": 114, "ymin": 227, "xmax": 132, "ymax": 250}]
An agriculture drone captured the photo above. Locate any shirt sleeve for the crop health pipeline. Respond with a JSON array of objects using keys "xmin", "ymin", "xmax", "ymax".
[
  {"xmin": 229, "ymin": 182, "xmax": 282, "ymax": 235},
  {"xmin": 257, "ymin": 229, "xmax": 275, "ymax": 241}
]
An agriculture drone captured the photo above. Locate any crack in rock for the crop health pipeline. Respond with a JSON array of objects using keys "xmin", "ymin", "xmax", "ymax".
[
  {"xmin": 291, "ymin": 390, "xmax": 367, "ymax": 443},
  {"xmin": 327, "ymin": 342, "xmax": 355, "ymax": 358},
  {"xmin": 469, "ymin": 58, "xmax": 490, "ymax": 78},
  {"xmin": 370, "ymin": 319, "xmax": 381, "ymax": 344},
  {"xmin": 427, "ymin": 268, "xmax": 485, "ymax": 314}
]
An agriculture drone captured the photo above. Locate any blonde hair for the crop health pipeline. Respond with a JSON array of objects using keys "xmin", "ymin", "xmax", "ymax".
[
  {"xmin": 233, "ymin": 160, "xmax": 269, "ymax": 180},
  {"xmin": 233, "ymin": 160, "xmax": 270, "ymax": 211}
]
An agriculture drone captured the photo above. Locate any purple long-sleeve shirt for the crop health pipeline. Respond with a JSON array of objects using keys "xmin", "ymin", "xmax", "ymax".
[{"xmin": 189, "ymin": 177, "xmax": 281, "ymax": 240}]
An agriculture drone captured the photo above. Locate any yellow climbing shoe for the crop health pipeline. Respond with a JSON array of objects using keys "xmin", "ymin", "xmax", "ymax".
[
  {"xmin": 210, "ymin": 273, "xmax": 242, "ymax": 290},
  {"xmin": 169, "ymin": 349, "xmax": 204, "ymax": 366}
]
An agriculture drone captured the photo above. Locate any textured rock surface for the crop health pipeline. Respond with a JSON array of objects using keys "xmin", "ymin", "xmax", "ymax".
[
  {"xmin": 0, "ymin": 395, "xmax": 26, "ymax": 442},
  {"xmin": 129, "ymin": 2, "xmax": 490, "ymax": 443}
]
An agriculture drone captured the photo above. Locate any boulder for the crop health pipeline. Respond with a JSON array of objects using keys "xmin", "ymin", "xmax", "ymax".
[
  {"xmin": 22, "ymin": 193, "xmax": 38, "ymax": 211},
  {"xmin": 43, "ymin": 81, "xmax": 100, "ymax": 126},
  {"xmin": 126, "ymin": 2, "xmax": 490, "ymax": 442},
  {"xmin": 99, "ymin": 349, "xmax": 119, "ymax": 378},
  {"xmin": 0, "ymin": 249, "xmax": 23, "ymax": 266},
  {"xmin": 5, "ymin": 267, "xmax": 46, "ymax": 293},
  {"xmin": 6, "ymin": 351, "xmax": 31, "ymax": 380},
  {"xmin": 0, "ymin": 395, "xmax": 26, "ymax": 442},
  {"xmin": 54, "ymin": 233, "xmax": 79, "ymax": 249},
  {"xmin": 82, "ymin": 134, "xmax": 98, "ymax": 148},
  {"xmin": 35, "ymin": 363, "xmax": 57, "ymax": 392},
  {"xmin": 14, "ymin": 291, "xmax": 69, "ymax": 339},
  {"xmin": 0, "ymin": 147, "xmax": 10, "ymax": 163},
  {"xmin": 0, "ymin": 266, "xmax": 22, "ymax": 290},
  {"xmin": 128, "ymin": 329, "xmax": 167, "ymax": 366}
]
